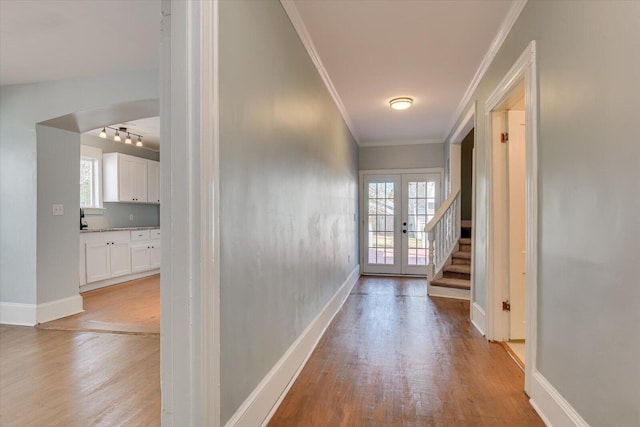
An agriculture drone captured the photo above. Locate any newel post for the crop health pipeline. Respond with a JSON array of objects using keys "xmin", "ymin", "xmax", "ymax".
[{"xmin": 427, "ymin": 229, "xmax": 435, "ymax": 281}]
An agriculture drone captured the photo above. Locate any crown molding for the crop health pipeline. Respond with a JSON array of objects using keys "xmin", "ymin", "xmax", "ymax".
[
  {"xmin": 359, "ymin": 138, "xmax": 443, "ymax": 148},
  {"xmin": 445, "ymin": 0, "xmax": 528, "ymax": 143},
  {"xmin": 280, "ymin": 0, "xmax": 360, "ymax": 142}
]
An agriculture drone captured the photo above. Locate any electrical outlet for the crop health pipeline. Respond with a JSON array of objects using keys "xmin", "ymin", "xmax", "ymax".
[
  {"xmin": 129, "ymin": 214, "xmax": 134, "ymax": 221},
  {"xmin": 52, "ymin": 204, "xmax": 64, "ymax": 216}
]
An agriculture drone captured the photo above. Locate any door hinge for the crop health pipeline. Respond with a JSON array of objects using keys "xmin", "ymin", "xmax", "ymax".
[
  {"xmin": 501, "ymin": 132, "xmax": 509, "ymax": 143},
  {"xmin": 502, "ymin": 300, "xmax": 511, "ymax": 311}
]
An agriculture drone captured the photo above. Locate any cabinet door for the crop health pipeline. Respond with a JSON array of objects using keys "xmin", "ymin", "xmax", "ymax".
[
  {"xmin": 118, "ymin": 156, "xmax": 136, "ymax": 202},
  {"xmin": 131, "ymin": 157, "xmax": 148, "ymax": 202},
  {"xmin": 147, "ymin": 160, "xmax": 160, "ymax": 204},
  {"xmin": 149, "ymin": 243, "xmax": 161, "ymax": 269},
  {"xmin": 131, "ymin": 245, "xmax": 151, "ymax": 273},
  {"xmin": 86, "ymin": 243, "xmax": 110, "ymax": 283},
  {"xmin": 110, "ymin": 242, "xmax": 132, "ymax": 277}
]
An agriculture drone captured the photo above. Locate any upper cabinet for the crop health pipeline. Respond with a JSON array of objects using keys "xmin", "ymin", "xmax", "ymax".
[
  {"xmin": 147, "ymin": 159, "xmax": 160, "ymax": 204},
  {"xmin": 103, "ymin": 153, "xmax": 159, "ymax": 204}
]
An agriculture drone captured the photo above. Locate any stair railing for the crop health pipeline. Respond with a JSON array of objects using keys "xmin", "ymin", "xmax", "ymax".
[{"xmin": 425, "ymin": 188, "xmax": 461, "ymax": 281}]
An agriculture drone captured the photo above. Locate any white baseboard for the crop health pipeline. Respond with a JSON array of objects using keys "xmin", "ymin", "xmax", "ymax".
[
  {"xmin": 529, "ymin": 369, "xmax": 589, "ymax": 427},
  {"xmin": 0, "ymin": 302, "xmax": 37, "ymax": 326},
  {"xmin": 427, "ymin": 284, "xmax": 470, "ymax": 300},
  {"xmin": 1, "ymin": 294, "xmax": 84, "ymax": 326},
  {"xmin": 225, "ymin": 265, "xmax": 361, "ymax": 427},
  {"xmin": 80, "ymin": 269, "xmax": 159, "ymax": 293},
  {"xmin": 36, "ymin": 294, "xmax": 84, "ymax": 324},
  {"xmin": 471, "ymin": 301, "xmax": 486, "ymax": 336}
]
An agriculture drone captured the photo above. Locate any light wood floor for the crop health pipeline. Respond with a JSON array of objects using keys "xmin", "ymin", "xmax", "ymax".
[
  {"xmin": 268, "ymin": 276, "xmax": 544, "ymax": 426},
  {"xmin": 0, "ymin": 276, "xmax": 161, "ymax": 426},
  {"xmin": 39, "ymin": 275, "xmax": 160, "ymax": 335}
]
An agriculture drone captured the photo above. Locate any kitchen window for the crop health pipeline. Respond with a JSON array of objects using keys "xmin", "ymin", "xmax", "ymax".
[{"xmin": 80, "ymin": 145, "xmax": 103, "ymax": 211}]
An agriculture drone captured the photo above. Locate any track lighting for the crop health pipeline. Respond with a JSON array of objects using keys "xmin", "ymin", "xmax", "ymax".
[{"xmin": 97, "ymin": 126, "xmax": 145, "ymax": 148}]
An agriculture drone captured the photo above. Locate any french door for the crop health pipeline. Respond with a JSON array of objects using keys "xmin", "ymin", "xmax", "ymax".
[{"xmin": 362, "ymin": 172, "xmax": 441, "ymax": 275}]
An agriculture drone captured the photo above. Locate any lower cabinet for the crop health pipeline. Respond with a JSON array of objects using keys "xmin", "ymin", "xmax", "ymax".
[
  {"xmin": 131, "ymin": 242, "xmax": 161, "ymax": 273},
  {"xmin": 86, "ymin": 241, "xmax": 132, "ymax": 283}
]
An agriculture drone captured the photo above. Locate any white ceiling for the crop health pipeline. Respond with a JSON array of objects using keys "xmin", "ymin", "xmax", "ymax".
[
  {"xmin": 1, "ymin": 0, "xmax": 519, "ymax": 148},
  {"xmin": 288, "ymin": 0, "xmax": 516, "ymax": 145},
  {"xmin": 0, "ymin": 0, "xmax": 161, "ymax": 86}
]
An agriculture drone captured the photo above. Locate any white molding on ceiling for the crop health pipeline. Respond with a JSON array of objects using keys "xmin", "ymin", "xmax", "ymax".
[
  {"xmin": 359, "ymin": 138, "xmax": 443, "ymax": 148},
  {"xmin": 444, "ymin": 0, "xmax": 528, "ymax": 144},
  {"xmin": 280, "ymin": 0, "xmax": 361, "ymax": 143}
]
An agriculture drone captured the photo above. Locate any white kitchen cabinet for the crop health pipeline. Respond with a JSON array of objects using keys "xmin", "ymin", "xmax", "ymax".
[
  {"xmin": 150, "ymin": 243, "xmax": 161, "ymax": 269},
  {"xmin": 103, "ymin": 153, "xmax": 148, "ymax": 203},
  {"xmin": 86, "ymin": 240, "xmax": 132, "ymax": 283},
  {"xmin": 147, "ymin": 160, "xmax": 160, "ymax": 204},
  {"xmin": 131, "ymin": 245, "xmax": 152, "ymax": 273}
]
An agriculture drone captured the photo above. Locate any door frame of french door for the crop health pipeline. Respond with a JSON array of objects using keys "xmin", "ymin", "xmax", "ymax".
[{"xmin": 359, "ymin": 168, "xmax": 444, "ymax": 276}]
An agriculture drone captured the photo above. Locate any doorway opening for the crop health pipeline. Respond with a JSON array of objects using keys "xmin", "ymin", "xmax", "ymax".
[
  {"xmin": 360, "ymin": 169, "xmax": 442, "ymax": 276},
  {"xmin": 491, "ymin": 88, "xmax": 527, "ymax": 367},
  {"xmin": 484, "ymin": 41, "xmax": 538, "ymax": 394}
]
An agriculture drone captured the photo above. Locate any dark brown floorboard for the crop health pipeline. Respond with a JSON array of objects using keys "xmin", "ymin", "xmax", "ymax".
[{"xmin": 268, "ymin": 276, "xmax": 543, "ymax": 427}]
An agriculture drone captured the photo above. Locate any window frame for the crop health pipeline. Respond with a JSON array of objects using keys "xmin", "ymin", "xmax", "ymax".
[{"xmin": 80, "ymin": 145, "xmax": 104, "ymax": 213}]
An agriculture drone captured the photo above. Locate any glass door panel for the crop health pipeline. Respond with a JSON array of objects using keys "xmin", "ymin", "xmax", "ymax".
[
  {"xmin": 401, "ymin": 173, "xmax": 441, "ymax": 275},
  {"xmin": 363, "ymin": 175, "xmax": 401, "ymax": 274}
]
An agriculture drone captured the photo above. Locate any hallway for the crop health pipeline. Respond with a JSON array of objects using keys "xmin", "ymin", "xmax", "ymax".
[{"xmin": 269, "ymin": 276, "xmax": 543, "ymax": 426}]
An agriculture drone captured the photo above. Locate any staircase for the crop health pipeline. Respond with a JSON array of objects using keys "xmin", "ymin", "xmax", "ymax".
[{"xmin": 429, "ymin": 220, "xmax": 472, "ymax": 295}]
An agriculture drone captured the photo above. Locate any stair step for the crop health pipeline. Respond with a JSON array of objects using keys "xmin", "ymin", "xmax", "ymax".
[
  {"xmin": 443, "ymin": 264, "xmax": 471, "ymax": 274},
  {"xmin": 461, "ymin": 220, "xmax": 472, "ymax": 229},
  {"xmin": 459, "ymin": 244, "xmax": 472, "ymax": 253},
  {"xmin": 459, "ymin": 238, "xmax": 471, "ymax": 245},
  {"xmin": 430, "ymin": 277, "xmax": 470, "ymax": 290},
  {"xmin": 452, "ymin": 251, "xmax": 471, "ymax": 260}
]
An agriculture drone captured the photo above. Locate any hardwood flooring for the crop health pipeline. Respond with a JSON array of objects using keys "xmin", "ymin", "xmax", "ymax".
[
  {"xmin": 268, "ymin": 276, "xmax": 544, "ymax": 427},
  {"xmin": 0, "ymin": 276, "xmax": 161, "ymax": 426},
  {"xmin": 39, "ymin": 275, "xmax": 160, "ymax": 335}
]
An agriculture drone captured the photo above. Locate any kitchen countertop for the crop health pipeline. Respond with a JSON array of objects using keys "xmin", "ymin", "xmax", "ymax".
[{"xmin": 80, "ymin": 226, "xmax": 160, "ymax": 233}]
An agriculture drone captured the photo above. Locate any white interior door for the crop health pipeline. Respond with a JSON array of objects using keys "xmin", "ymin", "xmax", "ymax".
[
  {"xmin": 363, "ymin": 172, "xmax": 441, "ymax": 276},
  {"xmin": 508, "ymin": 110, "xmax": 527, "ymax": 340},
  {"xmin": 401, "ymin": 174, "xmax": 440, "ymax": 275}
]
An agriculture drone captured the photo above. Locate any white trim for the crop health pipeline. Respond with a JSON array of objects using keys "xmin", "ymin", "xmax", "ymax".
[
  {"xmin": 470, "ymin": 301, "xmax": 486, "ymax": 336},
  {"xmin": 359, "ymin": 168, "xmax": 444, "ymax": 176},
  {"xmin": 529, "ymin": 370, "xmax": 590, "ymax": 427},
  {"xmin": 200, "ymin": 0, "xmax": 221, "ymax": 424},
  {"xmin": 79, "ymin": 270, "xmax": 159, "ymax": 293},
  {"xmin": 448, "ymin": 102, "xmax": 476, "ymax": 146},
  {"xmin": 485, "ymin": 41, "xmax": 538, "ymax": 397},
  {"xmin": 359, "ymin": 138, "xmax": 443, "ymax": 148},
  {"xmin": 0, "ymin": 295, "xmax": 84, "ymax": 326},
  {"xmin": 36, "ymin": 294, "xmax": 84, "ymax": 324},
  {"xmin": 427, "ymin": 285, "xmax": 470, "ymax": 301},
  {"xmin": 280, "ymin": 0, "xmax": 359, "ymax": 143},
  {"xmin": 445, "ymin": 0, "xmax": 528, "ymax": 142},
  {"xmin": 225, "ymin": 266, "xmax": 360, "ymax": 427},
  {"xmin": 0, "ymin": 302, "xmax": 37, "ymax": 326}
]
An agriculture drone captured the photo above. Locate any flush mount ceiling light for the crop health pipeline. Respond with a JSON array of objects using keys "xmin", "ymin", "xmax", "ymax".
[
  {"xmin": 389, "ymin": 97, "xmax": 414, "ymax": 110},
  {"xmin": 97, "ymin": 126, "xmax": 145, "ymax": 147}
]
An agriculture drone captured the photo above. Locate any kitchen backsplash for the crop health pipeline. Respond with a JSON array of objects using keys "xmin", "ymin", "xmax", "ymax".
[{"xmin": 85, "ymin": 202, "xmax": 160, "ymax": 229}]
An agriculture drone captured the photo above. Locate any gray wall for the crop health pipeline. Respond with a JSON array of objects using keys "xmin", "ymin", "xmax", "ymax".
[
  {"xmin": 460, "ymin": 130, "xmax": 473, "ymax": 220},
  {"xmin": 0, "ymin": 69, "xmax": 159, "ymax": 305},
  {"xmin": 36, "ymin": 125, "xmax": 81, "ymax": 304},
  {"xmin": 219, "ymin": 0, "xmax": 359, "ymax": 422},
  {"xmin": 359, "ymin": 143, "xmax": 443, "ymax": 170},
  {"xmin": 81, "ymin": 133, "xmax": 160, "ymax": 229},
  {"xmin": 446, "ymin": 1, "xmax": 640, "ymax": 424}
]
